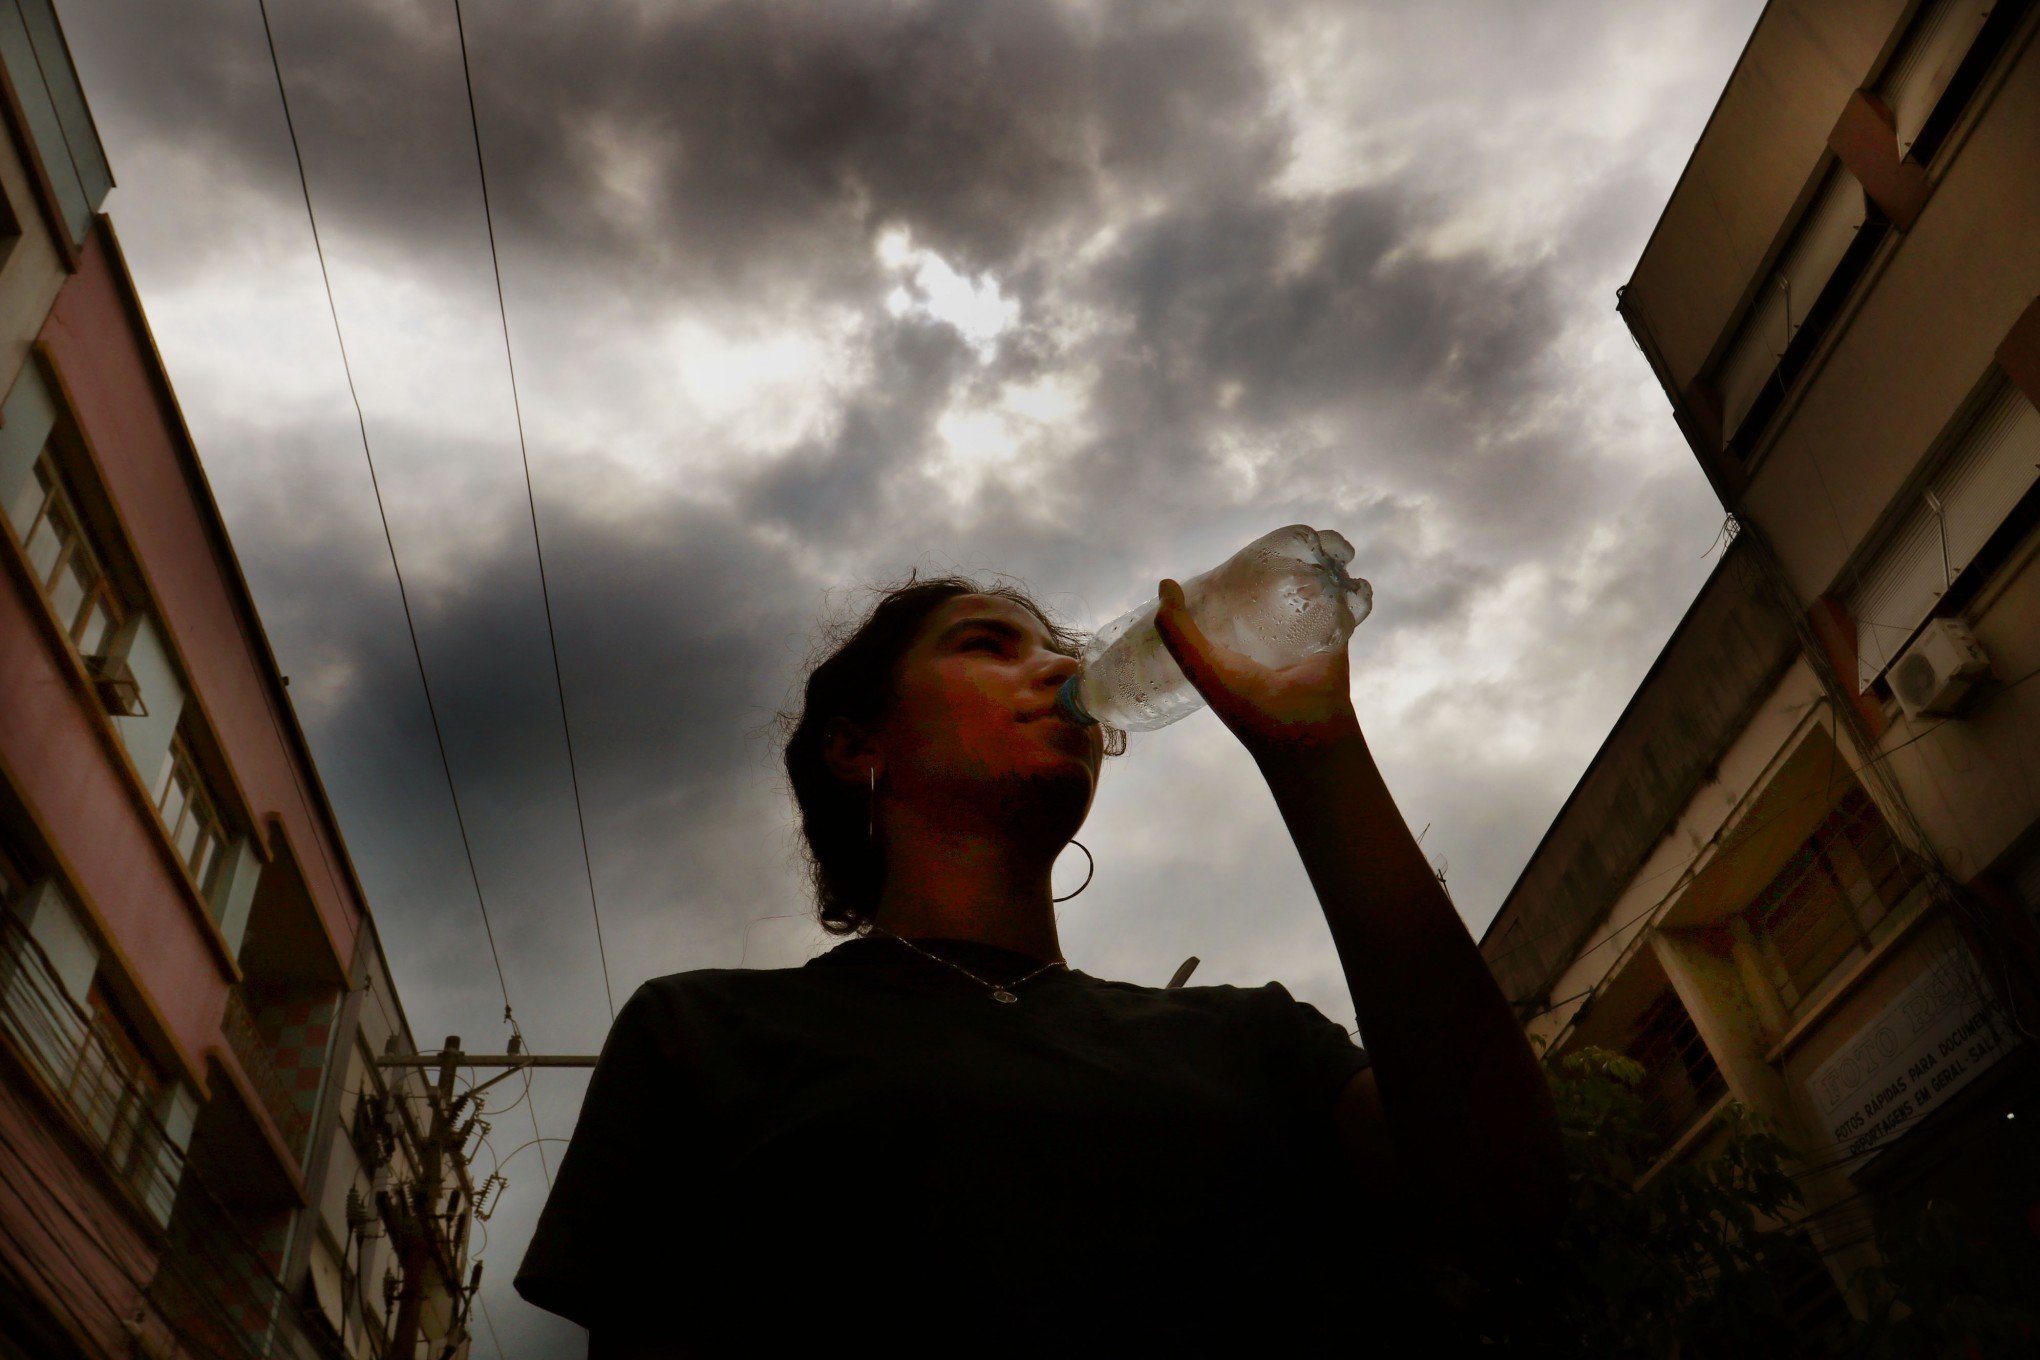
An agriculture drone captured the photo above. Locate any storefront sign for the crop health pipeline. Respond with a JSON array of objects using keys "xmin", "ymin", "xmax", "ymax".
[{"xmin": 1804, "ymin": 943, "xmax": 2017, "ymax": 1171}]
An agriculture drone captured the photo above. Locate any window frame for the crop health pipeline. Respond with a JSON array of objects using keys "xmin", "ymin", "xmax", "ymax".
[
  {"xmin": 1898, "ymin": 0, "xmax": 2031, "ymax": 170},
  {"xmin": 1734, "ymin": 787, "xmax": 1923, "ymax": 1018},
  {"xmin": 69, "ymin": 977, "xmax": 166, "ymax": 1178},
  {"xmin": 2, "ymin": 359, "xmax": 259, "ymax": 937},
  {"xmin": 152, "ymin": 732, "xmax": 230, "ymax": 905},
  {"xmin": 1710, "ymin": 0, "xmax": 2030, "ymax": 471},
  {"xmin": 1628, "ymin": 987, "xmax": 1729, "ymax": 1157},
  {"xmin": 17, "ymin": 448, "xmax": 125, "ymax": 662}
]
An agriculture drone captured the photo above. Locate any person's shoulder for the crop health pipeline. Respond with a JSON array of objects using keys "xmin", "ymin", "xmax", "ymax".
[
  {"xmin": 602, "ymin": 964, "xmax": 831, "ymax": 1057},
  {"xmin": 630, "ymin": 963, "xmax": 826, "ymax": 1010},
  {"xmin": 1070, "ymin": 971, "xmax": 1291, "ymax": 1012}
]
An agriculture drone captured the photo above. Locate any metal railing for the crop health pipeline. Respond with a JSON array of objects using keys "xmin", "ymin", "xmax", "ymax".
[
  {"xmin": 0, "ymin": 907, "xmax": 342, "ymax": 1360},
  {"xmin": 0, "ymin": 905, "xmax": 180, "ymax": 1219},
  {"xmin": 1740, "ymin": 786, "xmax": 1928, "ymax": 1017},
  {"xmin": 1631, "ymin": 988, "xmax": 1729, "ymax": 1161}
]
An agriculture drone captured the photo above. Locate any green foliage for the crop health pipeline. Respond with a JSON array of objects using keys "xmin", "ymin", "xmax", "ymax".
[
  {"xmin": 1837, "ymin": 1198, "xmax": 2039, "ymax": 1360},
  {"xmin": 1411, "ymin": 1044, "xmax": 2037, "ymax": 1358},
  {"xmin": 1420, "ymin": 1044, "xmax": 1809, "ymax": 1356}
]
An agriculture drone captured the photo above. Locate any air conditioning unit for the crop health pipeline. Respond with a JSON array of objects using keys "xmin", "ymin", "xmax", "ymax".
[
  {"xmin": 1889, "ymin": 618, "xmax": 1992, "ymax": 720},
  {"xmin": 85, "ymin": 652, "xmax": 147, "ymax": 717}
]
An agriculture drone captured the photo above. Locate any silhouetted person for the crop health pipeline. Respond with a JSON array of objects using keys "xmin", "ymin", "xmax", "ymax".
[{"xmin": 515, "ymin": 573, "xmax": 1564, "ymax": 1356}]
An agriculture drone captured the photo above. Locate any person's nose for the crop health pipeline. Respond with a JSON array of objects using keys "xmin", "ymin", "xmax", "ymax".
[{"xmin": 1036, "ymin": 649, "xmax": 1081, "ymax": 698}]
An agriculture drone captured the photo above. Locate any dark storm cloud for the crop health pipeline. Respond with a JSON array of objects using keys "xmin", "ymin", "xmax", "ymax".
[
  {"xmin": 1069, "ymin": 182, "xmax": 1583, "ymax": 509},
  {"xmin": 89, "ymin": 0, "xmax": 1616, "ymax": 564},
  {"xmin": 57, "ymin": 2, "xmax": 1775, "ymax": 1354},
  {"xmin": 88, "ymin": 0, "xmax": 1294, "ymax": 308},
  {"xmin": 212, "ymin": 430, "xmax": 876, "ymax": 1093}
]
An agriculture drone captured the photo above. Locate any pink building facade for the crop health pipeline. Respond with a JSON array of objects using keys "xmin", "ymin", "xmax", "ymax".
[{"xmin": 0, "ymin": 4, "xmax": 470, "ymax": 1358}]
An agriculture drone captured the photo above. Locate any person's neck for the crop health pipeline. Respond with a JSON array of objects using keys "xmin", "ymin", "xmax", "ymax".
[{"xmin": 870, "ymin": 816, "xmax": 1065, "ymax": 964}]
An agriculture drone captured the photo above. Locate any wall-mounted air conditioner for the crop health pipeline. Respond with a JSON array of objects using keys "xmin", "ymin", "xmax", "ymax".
[
  {"xmin": 1889, "ymin": 618, "xmax": 1993, "ymax": 721},
  {"xmin": 85, "ymin": 652, "xmax": 147, "ymax": 717}
]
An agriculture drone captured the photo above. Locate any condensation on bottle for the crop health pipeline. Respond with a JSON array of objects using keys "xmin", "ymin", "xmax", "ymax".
[{"xmin": 1053, "ymin": 524, "xmax": 1373, "ymax": 734}]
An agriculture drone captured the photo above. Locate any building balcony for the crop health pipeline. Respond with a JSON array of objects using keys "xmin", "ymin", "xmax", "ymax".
[
  {"xmin": 151, "ymin": 1170, "xmax": 343, "ymax": 1360},
  {"xmin": 0, "ymin": 903, "xmax": 180, "ymax": 1221},
  {"xmin": 222, "ymin": 984, "xmax": 312, "ymax": 1156},
  {"xmin": 0, "ymin": 908, "xmax": 342, "ymax": 1360}
]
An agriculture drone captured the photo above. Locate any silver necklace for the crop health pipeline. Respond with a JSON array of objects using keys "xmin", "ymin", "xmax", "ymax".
[{"xmin": 870, "ymin": 926, "xmax": 1066, "ymax": 1003}]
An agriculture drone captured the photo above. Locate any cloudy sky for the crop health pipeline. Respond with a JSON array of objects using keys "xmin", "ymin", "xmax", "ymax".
[{"xmin": 62, "ymin": 0, "xmax": 1760, "ymax": 1352}]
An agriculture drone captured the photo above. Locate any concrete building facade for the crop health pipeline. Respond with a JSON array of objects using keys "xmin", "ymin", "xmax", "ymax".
[
  {"xmin": 1481, "ymin": 0, "xmax": 2040, "ymax": 1336},
  {"xmin": 0, "ymin": 3, "xmax": 475, "ymax": 1357}
]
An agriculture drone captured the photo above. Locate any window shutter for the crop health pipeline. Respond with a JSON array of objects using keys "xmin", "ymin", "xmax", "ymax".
[
  {"xmin": 1716, "ymin": 166, "xmax": 1869, "ymax": 441},
  {"xmin": 1847, "ymin": 378, "xmax": 2040, "ymax": 689},
  {"xmin": 1849, "ymin": 511, "xmax": 1946, "ymax": 690},
  {"xmin": 1880, "ymin": 0, "xmax": 1999, "ymax": 158},
  {"xmin": 1938, "ymin": 381, "xmax": 2040, "ymax": 569}
]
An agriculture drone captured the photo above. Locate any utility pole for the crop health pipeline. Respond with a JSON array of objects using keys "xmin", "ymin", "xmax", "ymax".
[
  {"xmin": 373, "ymin": 1041, "xmax": 594, "ymax": 1357},
  {"xmin": 389, "ymin": 1036, "xmax": 464, "ymax": 1359}
]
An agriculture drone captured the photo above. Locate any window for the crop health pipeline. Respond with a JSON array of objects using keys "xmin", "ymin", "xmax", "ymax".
[
  {"xmin": 0, "ymin": 835, "xmax": 22, "ymax": 902},
  {"xmin": 1629, "ymin": 988, "xmax": 1727, "ymax": 1160},
  {"xmin": 1714, "ymin": 165, "xmax": 1872, "ymax": 444},
  {"xmin": 15, "ymin": 451, "xmax": 122, "ymax": 659},
  {"xmin": 1883, "ymin": 0, "xmax": 2024, "ymax": 166},
  {"xmin": 0, "ymin": 0, "xmax": 112, "ymax": 246},
  {"xmin": 1735, "ymin": 787, "xmax": 1923, "ymax": 1016},
  {"xmin": 1845, "ymin": 375, "xmax": 2040, "ymax": 689},
  {"xmin": 1712, "ymin": 164, "xmax": 1890, "ymax": 461},
  {"xmin": 67, "ymin": 978, "xmax": 165, "ymax": 1187},
  {"xmin": 152, "ymin": 735, "xmax": 228, "ymax": 901},
  {"xmin": 1, "ymin": 835, "xmax": 173, "ymax": 1212}
]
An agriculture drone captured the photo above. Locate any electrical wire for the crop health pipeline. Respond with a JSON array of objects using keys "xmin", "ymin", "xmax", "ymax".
[
  {"xmin": 450, "ymin": 0, "xmax": 616, "ymax": 1025},
  {"xmin": 0, "ymin": 1124, "xmax": 296, "ymax": 1360},
  {"xmin": 1734, "ymin": 512, "xmax": 2040, "ymax": 1047},
  {"xmin": 1498, "ymin": 657, "xmax": 2040, "ymax": 1021},
  {"xmin": 253, "ymin": 0, "xmax": 518, "ymax": 1070},
  {"xmin": 737, "ymin": 912, "xmax": 812, "ymax": 968},
  {"xmin": 476, "ymin": 1288, "xmax": 511, "ymax": 1360},
  {"xmin": 512, "ymin": 1051, "xmax": 550, "ymax": 1189},
  {"xmin": 254, "ymin": 0, "xmax": 555, "ymax": 1195},
  {"xmin": 1619, "ymin": 287, "xmax": 2040, "ymax": 1051},
  {"xmin": 0, "ymin": 1154, "xmax": 140, "ymax": 1342},
  {"xmin": 490, "ymin": 1135, "xmax": 571, "ymax": 1178}
]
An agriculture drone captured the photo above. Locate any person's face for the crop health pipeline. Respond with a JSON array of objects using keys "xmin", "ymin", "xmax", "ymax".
[{"xmin": 870, "ymin": 594, "xmax": 1103, "ymax": 834}]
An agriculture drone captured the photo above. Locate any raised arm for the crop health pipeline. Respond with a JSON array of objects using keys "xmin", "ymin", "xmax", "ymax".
[
  {"xmin": 1258, "ymin": 728, "xmax": 1565, "ymax": 1257},
  {"xmin": 1152, "ymin": 579, "xmax": 1565, "ymax": 1266}
]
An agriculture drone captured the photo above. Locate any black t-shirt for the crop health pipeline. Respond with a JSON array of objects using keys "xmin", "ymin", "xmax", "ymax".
[{"xmin": 514, "ymin": 935, "xmax": 1390, "ymax": 1354}]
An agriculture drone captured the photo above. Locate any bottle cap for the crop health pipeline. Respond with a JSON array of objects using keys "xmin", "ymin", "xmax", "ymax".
[{"xmin": 1053, "ymin": 674, "xmax": 1097, "ymax": 727}]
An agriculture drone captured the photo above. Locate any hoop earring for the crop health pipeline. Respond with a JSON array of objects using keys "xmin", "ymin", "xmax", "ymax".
[{"xmin": 1054, "ymin": 839, "xmax": 1094, "ymax": 902}]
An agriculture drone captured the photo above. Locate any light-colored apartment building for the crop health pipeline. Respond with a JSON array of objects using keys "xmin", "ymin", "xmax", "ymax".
[{"xmin": 1481, "ymin": 0, "xmax": 2040, "ymax": 1332}]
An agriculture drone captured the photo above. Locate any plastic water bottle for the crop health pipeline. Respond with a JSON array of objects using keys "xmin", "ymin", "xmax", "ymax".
[{"xmin": 1053, "ymin": 524, "xmax": 1372, "ymax": 733}]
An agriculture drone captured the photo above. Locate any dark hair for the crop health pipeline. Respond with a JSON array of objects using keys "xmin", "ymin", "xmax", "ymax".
[{"xmin": 774, "ymin": 569, "xmax": 1127, "ymax": 936}]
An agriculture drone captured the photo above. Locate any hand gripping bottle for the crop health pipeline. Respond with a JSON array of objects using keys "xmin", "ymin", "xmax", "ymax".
[{"xmin": 1052, "ymin": 524, "xmax": 1372, "ymax": 734}]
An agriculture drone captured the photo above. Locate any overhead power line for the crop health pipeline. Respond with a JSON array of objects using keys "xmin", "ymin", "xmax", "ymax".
[
  {"xmin": 254, "ymin": 0, "xmax": 552, "ymax": 1188},
  {"xmin": 453, "ymin": 0, "xmax": 617, "ymax": 1023},
  {"xmin": 1491, "ymin": 658, "xmax": 2040, "ymax": 985}
]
